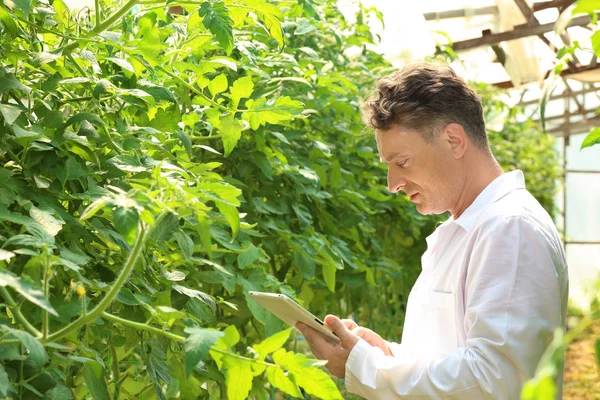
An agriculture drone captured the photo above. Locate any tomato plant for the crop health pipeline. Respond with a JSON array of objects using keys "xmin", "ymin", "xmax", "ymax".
[{"xmin": 0, "ymin": 0, "xmax": 560, "ymax": 398}]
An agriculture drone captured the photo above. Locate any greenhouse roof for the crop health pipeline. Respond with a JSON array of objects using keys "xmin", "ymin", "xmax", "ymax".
[{"xmin": 339, "ymin": 0, "xmax": 600, "ymax": 138}]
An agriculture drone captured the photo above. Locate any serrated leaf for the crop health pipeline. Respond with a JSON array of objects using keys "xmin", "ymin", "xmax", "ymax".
[
  {"xmin": 237, "ymin": 245, "xmax": 260, "ymax": 269},
  {"xmin": 199, "ymin": 1, "xmax": 234, "ymax": 55},
  {"xmin": 183, "ymin": 328, "xmax": 224, "ymax": 376},
  {"xmin": 2, "ymin": 326, "xmax": 47, "ymax": 369},
  {"xmin": 230, "ymin": 76, "xmax": 254, "ymax": 109},
  {"xmin": 113, "ymin": 206, "xmax": 139, "ymax": 244},
  {"xmin": 208, "ymin": 73, "xmax": 228, "ymax": 97},
  {"xmin": 146, "ymin": 340, "xmax": 171, "ymax": 385},
  {"xmin": 224, "ymin": 357, "xmax": 253, "ymax": 400},
  {"xmin": 0, "ymin": 8, "xmax": 18, "ymax": 38},
  {"xmin": 219, "ymin": 114, "xmax": 242, "ymax": 156},
  {"xmin": 173, "ymin": 284, "xmax": 215, "ymax": 313},
  {"xmin": 30, "ymin": 206, "xmax": 64, "ymax": 237},
  {"xmin": 581, "ymin": 128, "xmax": 600, "ymax": 149},
  {"xmin": 295, "ymin": 21, "xmax": 317, "ymax": 35},
  {"xmin": 0, "ymin": 104, "xmax": 23, "ymax": 125},
  {"xmin": 253, "ymin": 328, "xmax": 291, "ymax": 360},
  {"xmin": 266, "ymin": 366, "xmax": 302, "ymax": 398},
  {"xmin": 13, "ymin": 0, "xmax": 31, "ymax": 16},
  {"xmin": 83, "ymin": 361, "xmax": 110, "ymax": 400},
  {"xmin": 0, "ymin": 272, "xmax": 58, "ymax": 316},
  {"xmin": 138, "ymin": 26, "xmax": 161, "ymax": 66},
  {"xmin": 174, "ymin": 231, "xmax": 194, "ymax": 259},
  {"xmin": 0, "ymin": 70, "xmax": 30, "ymax": 93},
  {"xmin": 53, "ymin": 0, "xmax": 69, "ymax": 25},
  {"xmin": 242, "ymin": 96, "xmax": 304, "ymax": 130},
  {"xmin": 245, "ymin": 0, "xmax": 283, "ymax": 48}
]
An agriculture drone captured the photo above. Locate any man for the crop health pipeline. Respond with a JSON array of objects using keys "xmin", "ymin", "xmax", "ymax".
[{"xmin": 296, "ymin": 63, "xmax": 568, "ymax": 399}]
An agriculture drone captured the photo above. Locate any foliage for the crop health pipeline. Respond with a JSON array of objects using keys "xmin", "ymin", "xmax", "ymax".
[{"xmin": 0, "ymin": 0, "xmax": 561, "ymax": 399}]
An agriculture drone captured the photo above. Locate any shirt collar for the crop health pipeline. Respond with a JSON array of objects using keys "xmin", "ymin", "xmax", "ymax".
[{"xmin": 450, "ymin": 170, "xmax": 526, "ymax": 231}]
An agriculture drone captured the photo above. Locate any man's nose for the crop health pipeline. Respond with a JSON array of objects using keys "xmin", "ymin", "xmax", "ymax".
[{"xmin": 387, "ymin": 170, "xmax": 407, "ymax": 193}]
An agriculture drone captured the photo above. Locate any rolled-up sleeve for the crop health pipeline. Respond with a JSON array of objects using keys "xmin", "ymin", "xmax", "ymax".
[{"xmin": 344, "ymin": 215, "xmax": 566, "ymax": 399}]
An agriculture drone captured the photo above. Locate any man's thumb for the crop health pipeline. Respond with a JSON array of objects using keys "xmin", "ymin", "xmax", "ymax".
[{"xmin": 325, "ymin": 315, "xmax": 356, "ymax": 346}]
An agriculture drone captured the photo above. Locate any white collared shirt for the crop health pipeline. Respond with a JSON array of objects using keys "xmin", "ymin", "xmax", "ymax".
[{"xmin": 345, "ymin": 170, "xmax": 569, "ymax": 399}]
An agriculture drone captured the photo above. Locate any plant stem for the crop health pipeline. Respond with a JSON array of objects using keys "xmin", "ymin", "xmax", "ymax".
[
  {"xmin": 156, "ymin": 66, "xmax": 233, "ymax": 112},
  {"xmin": 0, "ymin": 287, "xmax": 42, "ymax": 337},
  {"xmin": 44, "ymin": 224, "xmax": 149, "ymax": 343},
  {"xmin": 95, "ymin": 0, "xmax": 101, "ymax": 28},
  {"xmin": 0, "ymin": 339, "xmax": 20, "ymax": 346},
  {"xmin": 101, "ymin": 311, "xmax": 277, "ymax": 367},
  {"xmin": 62, "ymin": 0, "xmax": 139, "ymax": 54}
]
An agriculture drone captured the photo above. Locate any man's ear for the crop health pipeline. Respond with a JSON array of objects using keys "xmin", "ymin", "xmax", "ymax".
[{"xmin": 443, "ymin": 123, "xmax": 467, "ymax": 159}]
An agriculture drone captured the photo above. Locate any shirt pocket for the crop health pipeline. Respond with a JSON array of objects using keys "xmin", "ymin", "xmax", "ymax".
[
  {"xmin": 404, "ymin": 290, "xmax": 458, "ymax": 357},
  {"xmin": 423, "ymin": 291, "xmax": 458, "ymax": 355}
]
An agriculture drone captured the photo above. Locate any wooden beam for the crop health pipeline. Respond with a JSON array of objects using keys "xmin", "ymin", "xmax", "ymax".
[
  {"xmin": 515, "ymin": 0, "xmax": 537, "ymax": 24},
  {"xmin": 520, "ymin": 84, "xmax": 600, "ymax": 105},
  {"xmin": 423, "ymin": 6, "xmax": 498, "ymax": 21},
  {"xmin": 493, "ymin": 63, "xmax": 600, "ymax": 89},
  {"xmin": 545, "ymin": 115, "xmax": 600, "ymax": 136},
  {"xmin": 453, "ymin": 14, "xmax": 593, "ymax": 51}
]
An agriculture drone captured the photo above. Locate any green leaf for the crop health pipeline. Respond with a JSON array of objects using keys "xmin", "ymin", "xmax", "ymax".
[
  {"xmin": 0, "ymin": 70, "xmax": 30, "ymax": 94},
  {"xmin": 46, "ymin": 384, "xmax": 73, "ymax": 400},
  {"xmin": 107, "ymin": 57, "xmax": 135, "ymax": 73},
  {"xmin": 581, "ymin": 128, "xmax": 600, "ymax": 149},
  {"xmin": 152, "ymin": 212, "xmax": 179, "ymax": 241},
  {"xmin": 322, "ymin": 258, "xmax": 337, "ymax": 292},
  {"xmin": 30, "ymin": 206, "xmax": 64, "ymax": 237},
  {"xmin": 210, "ymin": 325, "xmax": 240, "ymax": 368},
  {"xmin": 0, "ymin": 363, "xmax": 9, "ymax": 397},
  {"xmin": 293, "ymin": 251, "xmax": 315, "ymax": 279},
  {"xmin": 242, "ymin": 96, "xmax": 304, "ymax": 130},
  {"xmin": 0, "ymin": 104, "xmax": 23, "ymax": 125},
  {"xmin": 53, "ymin": 0, "xmax": 69, "ymax": 25},
  {"xmin": 595, "ymin": 339, "xmax": 600, "ymax": 368},
  {"xmin": 173, "ymin": 284, "xmax": 216, "ymax": 313},
  {"xmin": 237, "ymin": 245, "xmax": 260, "ymax": 269},
  {"xmin": 80, "ymin": 197, "xmax": 108, "ymax": 221},
  {"xmin": 216, "ymin": 202, "xmax": 239, "ymax": 240},
  {"xmin": 149, "ymin": 107, "xmax": 181, "ymax": 132},
  {"xmin": 199, "ymin": 0, "xmax": 234, "ymax": 55},
  {"xmin": 208, "ymin": 73, "xmax": 228, "ymax": 97},
  {"xmin": 2, "ymin": 326, "xmax": 47, "ymax": 370},
  {"xmin": 295, "ymin": 21, "xmax": 317, "ymax": 35},
  {"xmin": 224, "ymin": 357, "xmax": 253, "ymax": 400},
  {"xmin": 83, "ymin": 361, "xmax": 110, "ymax": 400},
  {"xmin": 0, "ymin": 271, "xmax": 58, "ymax": 316},
  {"xmin": 253, "ymin": 328, "xmax": 291, "ymax": 360},
  {"xmin": 266, "ymin": 366, "xmax": 302, "ymax": 398},
  {"xmin": 245, "ymin": 0, "xmax": 284, "ymax": 49},
  {"xmin": 0, "ymin": 7, "xmax": 18, "ymax": 37},
  {"xmin": 112, "ymin": 206, "xmax": 139, "ymax": 244},
  {"xmin": 183, "ymin": 328, "xmax": 224, "ymax": 376},
  {"xmin": 13, "ymin": 0, "xmax": 31, "ymax": 16},
  {"xmin": 138, "ymin": 24, "xmax": 161, "ymax": 66},
  {"xmin": 146, "ymin": 340, "xmax": 171, "ymax": 385},
  {"xmin": 174, "ymin": 230, "xmax": 194, "ymax": 259},
  {"xmin": 230, "ymin": 76, "xmax": 254, "ymax": 109},
  {"xmin": 219, "ymin": 114, "xmax": 243, "ymax": 156}
]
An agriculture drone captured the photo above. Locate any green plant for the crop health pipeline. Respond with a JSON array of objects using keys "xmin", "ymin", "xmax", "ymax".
[{"xmin": 0, "ymin": 0, "xmax": 562, "ymax": 398}]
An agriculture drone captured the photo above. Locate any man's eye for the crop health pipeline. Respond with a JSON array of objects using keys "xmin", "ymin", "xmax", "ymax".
[{"xmin": 397, "ymin": 160, "xmax": 408, "ymax": 167}]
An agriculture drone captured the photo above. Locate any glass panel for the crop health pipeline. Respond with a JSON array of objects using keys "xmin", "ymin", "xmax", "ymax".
[
  {"xmin": 566, "ymin": 132, "xmax": 600, "ymax": 171},
  {"xmin": 565, "ymin": 173, "xmax": 600, "ymax": 241},
  {"xmin": 565, "ymin": 244, "xmax": 600, "ymax": 307}
]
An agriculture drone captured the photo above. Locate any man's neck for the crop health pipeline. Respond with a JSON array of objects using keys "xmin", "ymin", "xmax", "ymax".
[{"xmin": 451, "ymin": 153, "xmax": 503, "ymax": 219}]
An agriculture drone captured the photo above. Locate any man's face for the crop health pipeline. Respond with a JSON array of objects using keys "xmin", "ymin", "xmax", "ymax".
[{"xmin": 375, "ymin": 125, "xmax": 460, "ymax": 215}]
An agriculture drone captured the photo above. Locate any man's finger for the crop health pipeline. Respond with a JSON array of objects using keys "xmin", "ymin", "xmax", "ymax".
[{"xmin": 341, "ymin": 319, "xmax": 358, "ymax": 330}]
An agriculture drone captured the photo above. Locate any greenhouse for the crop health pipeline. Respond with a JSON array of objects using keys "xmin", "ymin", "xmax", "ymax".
[{"xmin": 0, "ymin": 0, "xmax": 599, "ymax": 399}]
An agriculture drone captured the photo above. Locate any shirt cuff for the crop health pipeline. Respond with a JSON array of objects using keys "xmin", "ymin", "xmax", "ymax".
[{"xmin": 345, "ymin": 338, "xmax": 385, "ymax": 389}]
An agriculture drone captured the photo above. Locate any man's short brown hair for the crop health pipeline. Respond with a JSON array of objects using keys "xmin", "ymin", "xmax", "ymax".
[{"xmin": 362, "ymin": 63, "xmax": 488, "ymax": 150}]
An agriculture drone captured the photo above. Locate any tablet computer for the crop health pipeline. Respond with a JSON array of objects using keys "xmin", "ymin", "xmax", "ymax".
[{"xmin": 248, "ymin": 291, "xmax": 339, "ymax": 343}]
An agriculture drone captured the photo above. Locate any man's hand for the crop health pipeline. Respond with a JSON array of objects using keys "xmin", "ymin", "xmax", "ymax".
[
  {"xmin": 344, "ymin": 320, "xmax": 393, "ymax": 356},
  {"xmin": 295, "ymin": 315, "xmax": 392, "ymax": 378}
]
